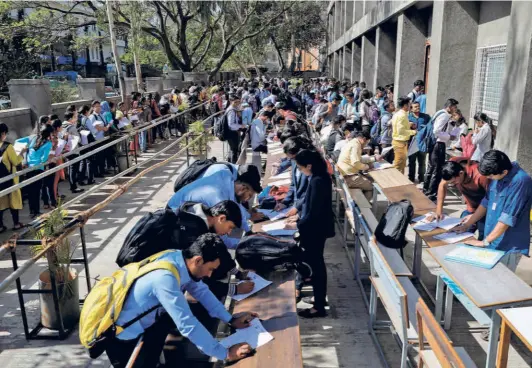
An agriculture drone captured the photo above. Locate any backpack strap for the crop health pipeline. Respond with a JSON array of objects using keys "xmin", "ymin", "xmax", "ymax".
[
  {"xmin": 0, "ymin": 142, "xmax": 10, "ymax": 158},
  {"xmin": 115, "ymin": 259, "xmax": 180, "ymax": 333}
]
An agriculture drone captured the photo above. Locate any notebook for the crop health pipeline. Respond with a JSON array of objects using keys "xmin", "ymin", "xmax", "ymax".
[{"xmin": 444, "ymin": 244, "xmax": 506, "ymax": 269}]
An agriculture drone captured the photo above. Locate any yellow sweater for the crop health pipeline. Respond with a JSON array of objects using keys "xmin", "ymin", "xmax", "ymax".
[
  {"xmin": 337, "ymin": 138, "xmax": 374, "ymax": 176},
  {"xmin": 392, "ymin": 109, "xmax": 416, "ymax": 142}
]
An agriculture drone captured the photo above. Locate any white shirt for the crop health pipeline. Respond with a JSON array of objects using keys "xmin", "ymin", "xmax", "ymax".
[
  {"xmin": 432, "ymin": 109, "xmax": 453, "ymax": 143},
  {"xmin": 334, "ymin": 139, "xmax": 347, "ymax": 152},
  {"xmin": 471, "ymin": 123, "xmax": 492, "ymax": 162},
  {"xmin": 451, "ymin": 123, "xmax": 469, "ymax": 149},
  {"xmin": 320, "ymin": 125, "xmax": 333, "ymax": 144}
]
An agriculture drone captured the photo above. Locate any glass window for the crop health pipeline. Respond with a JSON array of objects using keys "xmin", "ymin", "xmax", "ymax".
[{"xmin": 471, "ymin": 45, "xmax": 507, "ymax": 125}]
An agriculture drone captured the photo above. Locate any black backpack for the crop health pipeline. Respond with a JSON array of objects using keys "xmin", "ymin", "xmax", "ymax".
[
  {"xmin": 214, "ymin": 112, "xmax": 231, "ymax": 141},
  {"xmin": 236, "ymin": 233, "xmax": 312, "ymax": 278},
  {"xmin": 374, "ymin": 200, "xmax": 414, "ymax": 252},
  {"xmin": 173, "ymin": 157, "xmax": 234, "ymax": 193},
  {"xmin": 116, "ymin": 208, "xmax": 181, "ymax": 267},
  {"xmin": 0, "ymin": 142, "xmax": 13, "ymax": 191}
]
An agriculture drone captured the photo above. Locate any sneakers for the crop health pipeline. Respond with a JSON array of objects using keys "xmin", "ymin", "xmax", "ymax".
[{"xmin": 71, "ymin": 188, "xmax": 85, "ymax": 194}]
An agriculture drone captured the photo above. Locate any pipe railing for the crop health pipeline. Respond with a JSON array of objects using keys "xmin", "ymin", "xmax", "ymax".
[
  {"xmin": 0, "ymin": 111, "xmax": 220, "ymax": 272},
  {"xmin": 0, "ymin": 102, "xmax": 208, "ymax": 185}
]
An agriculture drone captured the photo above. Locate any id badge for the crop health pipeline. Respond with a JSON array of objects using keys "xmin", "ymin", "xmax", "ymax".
[{"xmin": 492, "ymin": 202, "xmax": 497, "ymax": 211}]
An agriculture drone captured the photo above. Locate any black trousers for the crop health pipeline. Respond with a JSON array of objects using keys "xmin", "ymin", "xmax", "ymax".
[
  {"xmin": 0, "ymin": 209, "xmax": 19, "ymax": 228},
  {"xmin": 106, "ymin": 313, "xmax": 172, "ymax": 368},
  {"xmin": 226, "ymin": 131, "xmax": 241, "ymax": 164},
  {"xmin": 68, "ymin": 155, "xmax": 80, "ymax": 191},
  {"xmin": 408, "ymin": 151, "xmax": 427, "ymax": 184},
  {"xmin": 298, "ymin": 235, "xmax": 327, "ymax": 311},
  {"xmin": 26, "ymin": 171, "xmax": 43, "ymax": 214},
  {"xmin": 423, "ymin": 142, "xmax": 446, "ymax": 198}
]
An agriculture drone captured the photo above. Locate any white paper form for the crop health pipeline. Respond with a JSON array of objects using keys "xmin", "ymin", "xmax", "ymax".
[
  {"xmin": 220, "ymin": 319, "xmax": 274, "ymax": 349},
  {"xmin": 231, "ymin": 272, "xmax": 273, "ymax": 301},
  {"xmin": 13, "ymin": 141, "xmax": 28, "ymax": 156},
  {"xmin": 270, "ymin": 171, "xmax": 291, "ymax": 180},
  {"xmin": 55, "ymin": 139, "xmax": 67, "ymax": 156},
  {"xmin": 434, "ymin": 232, "xmax": 475, "ymax": 244},
  {"xmin": 435, "ymin": 217, "xmax": 462, "ymax": 230},
  {"xmin": 413, "ymin": 222, "xmax": 438, "ymax": 231},
  {"xmin": 380, "ymin": 146, "xmax": 394, "ymax": 157},
  {"xmin": 261, "ymin": 220, "xmax": 297, "ymax": 237},
  {"xmin": 269, "ymin": 178, "xmax": 291, "ymax": 187},
  {"xmin": 66, "ymin": 135, "xmax": 80, "ymax": 152}
]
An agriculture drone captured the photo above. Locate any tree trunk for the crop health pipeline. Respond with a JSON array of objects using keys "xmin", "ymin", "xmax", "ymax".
[
  {"xmin": 247, "ymin": 41, "xmax": 261, "ymax": 77},
  {"xmin": 269, "ymin": 34, "xmax": 285, "ymax": 72},
  {"xmin": 106, "ymin": 0, "xmax": 126, "ymax": 104},
  {"xmin": 233, "ymin": 55, "xmax": 251, "ymax": 78}
]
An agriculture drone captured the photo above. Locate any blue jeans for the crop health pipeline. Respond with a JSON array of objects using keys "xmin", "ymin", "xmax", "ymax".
[
  {"xmin": 139, "ymin": 131, "xmax": 147, "ymax": 152},
  {"xmin": 461, "ymin": 210, "xmax": 485, "ymax": 240}
]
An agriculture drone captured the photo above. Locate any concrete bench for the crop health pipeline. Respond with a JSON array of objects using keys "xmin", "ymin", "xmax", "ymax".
[
  {"xmin": 368, "ymin": 240, "xmax": 426, "ymax": 368},
  {"xmin": 416, "ymin": 298, "xmax": 477, "ymax": 368}
]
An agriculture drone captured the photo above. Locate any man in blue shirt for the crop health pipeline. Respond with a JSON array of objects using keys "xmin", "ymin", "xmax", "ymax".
[
  {"xmin": 408, "ymin": 101, "xmax": 431, "ymax": 183},
  {"xmin": 456, "ymin": 150, "xmax": 532, "ymax": 271},
  {"xmin": 106, "ymin": 234, "xmax": 257, "ymax": 367},
  {"xmin": 167, "ymin": 168, "xmax": 262, "ymax": 247}
]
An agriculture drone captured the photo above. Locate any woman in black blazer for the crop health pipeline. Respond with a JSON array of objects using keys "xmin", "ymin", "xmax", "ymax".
[{"xmin": 285, "ymin": 149, "xmax": 335, "ymax": 318}]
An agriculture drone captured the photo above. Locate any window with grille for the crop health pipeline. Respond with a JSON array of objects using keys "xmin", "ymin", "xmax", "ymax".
[{"xmin": 471, "ymin": 45, "xmax": 506, "ymax": 124}]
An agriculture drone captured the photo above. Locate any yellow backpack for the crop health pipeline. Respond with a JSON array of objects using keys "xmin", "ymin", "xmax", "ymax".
[{"xmin": 79, "ymin": 250, "xmax": 180, "ymax": 357}]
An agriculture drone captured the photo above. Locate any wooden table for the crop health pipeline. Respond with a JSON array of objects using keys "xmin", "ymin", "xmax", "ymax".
[
  {"xmin": 226, "ymin": 147, "xmax": 302, "ymax": 367},
  {"xmin": 428, "ymin": 244, "xmax": 532, "ymax": 368},
  {"xmin": 382, "ymin": 184, "xmax": 436, "ymax": 217},
  {"xmin": 368, "ymin": 167, "xmax": 413, "ymax": 189},
  {"xmin": 496, "ymin": 307, "xmax": 532, "ymax": 368}
]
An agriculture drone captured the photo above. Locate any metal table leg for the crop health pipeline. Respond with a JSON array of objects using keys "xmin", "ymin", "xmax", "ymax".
[
  {"xmin": 371, "ymin": 185, "xmax": 378, "ymax": 214},
  {"xmin": 435, "ymin": 274, "xmax": 444, "ymax": 323},
  {"xmin": 486, "ymin": 310, "xmax": 502, "ymax": 368},
  {"xmin": 443, "ymin": 286, "xmax": 454, "ymax": 330},
  {"xmin": 413, "ymin": 233, "xmax": 423, "ymax": 278}
]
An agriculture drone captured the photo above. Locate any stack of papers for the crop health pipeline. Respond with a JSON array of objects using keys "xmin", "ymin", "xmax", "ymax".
[
  {"xmin": 262, "ymin": 221, "xmax": 297, "ymax": 237},
  {"xmin": 231, "ymin": 272, "xmax": 272, "ymax": 301},
  {"xmin": 412, "ymin": 215, "xmax": 462, "ymax": 231},
  {"xmin": 445, "ymin": 244, "xmax": 506, "ymax": 269},
  {"xmin": 269, "ymin": 178, "xmax": 291, "ymax": 187},
  {"xmin": 371, "ymin": 162, "xmax": 393, "ymax": 171},
  {"xmin": 434, "ymin": 232, "xmax": 475, "ymax": 244},
  {"xmin": 13, "ymin": 141, "xmax": 28, "ymax": 156},
  {"xmin": 256, "ymin": 208, "xmax": 291, "ymax": 221},
  {"xmin": 270, "ymin": 171, "xmax": 291, "ymax": 180},
  {"xmin": 219, "ymin": 319, "xmax": 274, "ymax": 349}
]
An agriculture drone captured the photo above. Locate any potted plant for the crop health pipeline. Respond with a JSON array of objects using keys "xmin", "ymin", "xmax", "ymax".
[
  {"xmin": 188, "ymin": 120, "xmax": 214, "ymax": 156},
  {"xmin": 31, "ymin": 204, "xmax": 80, "ymax": 330}
]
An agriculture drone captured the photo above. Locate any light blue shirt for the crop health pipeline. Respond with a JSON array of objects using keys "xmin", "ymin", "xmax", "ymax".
[
  {"xmin": 241, "ymin": 107, "xmax": 253, "ymax": 126},
  {"xmin": 16, "ymin": 137, "xmax": 52, "ymax": 170},
  {"xmin": 86, "ymin": 113, "xmax": 106, "ymax": 140},
  {"xmin": 116, "ymin": 250, "xmax": 231, "ymax": 360},
  {"xmin": 480, "ymin": 162, "xmax": 532, "ymax": 256},
  {"xmin": 167, "ymin": 170, "xmax": 250, "ymax": 248},
  {"xmin": 202, "ymin": 163, "xmax": 239, "ymax": 181},
  {"xmin": 226, "ymin": 106, "xmax": 243, "ymax": 131},
  {"xmin": 416, "ymin": 94, "xmax": 427, "ymax": 114}
]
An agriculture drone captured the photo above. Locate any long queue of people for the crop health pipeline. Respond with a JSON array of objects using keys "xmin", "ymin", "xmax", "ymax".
[{"xmin": 0, "ymin": 85, "xmax": 214, "ymax": 232}]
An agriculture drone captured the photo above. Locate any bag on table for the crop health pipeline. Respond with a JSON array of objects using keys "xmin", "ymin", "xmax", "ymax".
[
  {"xmin": 375, "ymin": 200, "xmax": 413, "ymax": 252},
  {"xmin": 80, "ymin": 250, "xmax": 180, "ymax": 359},
  {"xmin": 236, "ymin": 233, "xmax": 311, "ymax": 278},
  {"xmin": 268, "ymin": 185, "xmax": 290, "ymax": 202}
]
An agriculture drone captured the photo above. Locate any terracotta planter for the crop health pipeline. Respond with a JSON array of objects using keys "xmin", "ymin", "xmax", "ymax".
[{"xmin": 38, "ymin": 268, "xmax": 80, "ymax": 330}]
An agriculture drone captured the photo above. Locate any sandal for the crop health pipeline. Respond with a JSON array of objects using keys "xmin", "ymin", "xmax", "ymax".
[
  {"xmin": 0, "ymin": 226, "xmax": 7, "ymax": 234},
  {"xmin": 12, "ymin": 223, "xmax": 24, "ymax": 231}
]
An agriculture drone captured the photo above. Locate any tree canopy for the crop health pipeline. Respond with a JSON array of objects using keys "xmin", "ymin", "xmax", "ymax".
[{"xmin": 0, "ymin": 1, "xmax": 325, "ymax": 77}]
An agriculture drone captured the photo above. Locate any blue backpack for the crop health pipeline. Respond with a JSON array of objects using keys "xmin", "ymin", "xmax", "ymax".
[{"xmin": 417, "ymin": 110, "xmax": 446, "ymax": 153}]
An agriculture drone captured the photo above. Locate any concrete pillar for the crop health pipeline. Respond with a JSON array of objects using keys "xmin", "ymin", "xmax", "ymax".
[
  {"xmin": 340, "ymin": 1, "xmax": 346, "ymax": 37},
  {"xmin": 346, "ymin": 0, "xmax": 354, "ymax": 31},
  {"xmin": 394, "ymin": 11, "xmax": 428, "ymax": 102},
  {"xmin": 495, "ymin": 1, "xmax": 532, "ymax": 173},
  {"xmin": 183, "ymin": 72, "xmax": 209, "ymax": 84},
  {"xmin": 145, "ymin": 77, "xmax": 163, "ymax": 94},
  {"xmin": 361, "ymin": 30, "xmax": 376, "ymax": 91},
  {"xmin": 354, "ymin": 0, "xmax": 363, "ymax": 23},
  {"xmin": 334, "ymin": 51, "xmax": 341, "ymax": 79},
  {"xmin": 351, "ymin": 39, "xmax": 362, "ymax": 82},
  {"xmin": 334, "ymin": 2, "xmax": 341, "ymax": 41},
  {"xmin": 426, "ymin": 1, "xmax": 479, "ymax": 116},
  {"xmin": 344, "ymin": 45, "xmax": 352, "ymax": 82},
  {"xmin": 374, "ymin": 24, "xmax": 396, "ymax": 89},
  {"xmin": 7, "ymin": 79, "xmax": 51, "ymax": 123},
  {"xmin": 77, "ymin": 78, "xmax": 105, "ymax": 100},
  {"xmin": 124, "ymin": 77, "xmax": 138, "ymax": 95},
  {"xmin": 339, "ymin": 49, "xmax": 345, "ymax": 80}
]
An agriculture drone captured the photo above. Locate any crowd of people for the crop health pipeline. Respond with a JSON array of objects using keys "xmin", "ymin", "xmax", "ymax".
[{"xmin": 0, "ymin": 85, "xmax": 216, "ymax": 231}]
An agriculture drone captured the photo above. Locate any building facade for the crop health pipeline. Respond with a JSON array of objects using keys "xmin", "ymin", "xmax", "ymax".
[{"xmin": 327, "ymin": 0, "xmax": 532, "ymax": 173}]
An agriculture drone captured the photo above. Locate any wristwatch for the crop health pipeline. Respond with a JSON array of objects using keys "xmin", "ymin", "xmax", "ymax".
[{"xmin": 482, "ymin": 239, "xmax": 491, "ymax": 247}]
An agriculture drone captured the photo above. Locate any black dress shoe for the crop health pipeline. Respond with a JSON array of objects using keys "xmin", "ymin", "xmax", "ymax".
[{"xmin": 298, "ymin": 308, "xmax": 327, "ymax": 318}]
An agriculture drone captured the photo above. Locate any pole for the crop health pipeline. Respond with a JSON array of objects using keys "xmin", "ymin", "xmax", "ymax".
[{"xmin": 106, "ymin": 0, "xmax": 126, "ymax": 103}]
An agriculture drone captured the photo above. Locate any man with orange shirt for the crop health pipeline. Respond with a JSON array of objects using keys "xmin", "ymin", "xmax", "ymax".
[{"xmin": 427, "ymin": 157, "xmax": 490, "ymax": 239}]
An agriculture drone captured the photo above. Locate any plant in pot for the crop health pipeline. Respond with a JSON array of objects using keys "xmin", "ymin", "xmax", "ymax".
[
  {"xmin": 189, "ymin": 120, "xmax": 214, "ymax": 156},
  {"xmin": 30, "ymin": 204, "xmax": 80, "ymax": 331}
]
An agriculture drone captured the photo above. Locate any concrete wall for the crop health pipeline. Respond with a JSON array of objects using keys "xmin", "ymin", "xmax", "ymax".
[
  {"xmin": 374, "ymin": 23, "xmax": 397, "ymax": 88},
  {"xmin": 0, "ymin": 108, "xmax": 33, "ymax": 139},
  {"xmin": 476, "ymin": 1, "xmax": 511, "ymax": 48}
]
